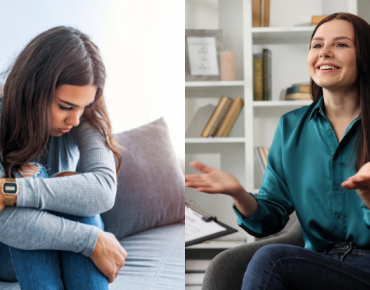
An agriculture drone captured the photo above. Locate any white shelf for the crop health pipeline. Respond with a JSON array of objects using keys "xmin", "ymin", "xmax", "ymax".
[
  {"xmin": 253, "ymin": 100, "xmax": 312, "ymax": 107},
  {"xmin": 185, "ymin": 81, "xmax": 245, "ymax": 87},
  {"xmin": 186, "ymin": 138, "xmax": 246, "ymax": 144},
  {"xmin": 187, "ymin": 240, "xmax": 245, "ymax": 249},
  {"xmin": 252, "ymin": 26, "xmax": 315, "ymax": 43}
]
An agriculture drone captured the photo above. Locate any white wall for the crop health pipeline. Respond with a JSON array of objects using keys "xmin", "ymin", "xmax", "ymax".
[{"xmin": 0, "ymin": 0, "xmax": 184, "ymax": 158}]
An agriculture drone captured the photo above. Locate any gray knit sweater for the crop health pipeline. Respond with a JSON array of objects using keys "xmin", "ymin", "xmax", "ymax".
[{"xmin": 0, "ymin": 100, "xmax": 117, "ymax": 257}]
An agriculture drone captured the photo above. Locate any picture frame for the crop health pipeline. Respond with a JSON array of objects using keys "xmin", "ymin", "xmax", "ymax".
[{"xmin": 185, "ymin": 29, "xmax": 223, "ymax": 81}]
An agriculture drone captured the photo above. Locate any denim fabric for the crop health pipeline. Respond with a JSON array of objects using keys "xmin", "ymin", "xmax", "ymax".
[
  {"xmin": 242, "ymin": 244, "xmax": 370, "ymax": 290},
  {"xmin": 0, "ymin": 166, "xmax": 108, "ymax": 289}
]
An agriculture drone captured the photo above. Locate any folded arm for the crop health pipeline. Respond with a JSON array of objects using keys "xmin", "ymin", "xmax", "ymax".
[
  {"xmin": 14, "ymin": 122, "xmax": 117, "ymax": 217},
  {"xmin": 0, "ymin": 205, "xmax": 98, "ymax": 256}
]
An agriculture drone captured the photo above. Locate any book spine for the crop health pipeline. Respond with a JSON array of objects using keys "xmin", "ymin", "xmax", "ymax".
[
  {"xmin": 252, "ymin": 0, "xmax": 261, "ymax": 27},
  {"xmin": 264, "ymin": 0, "xmax": 270, "ymax": 27},
  {"xmin": 259, "ymin": 147, "xmax": 267, "ymax": 169},
  {"xmin": 285, "ymin": 92, "xmax": 311, "ymax": 100},
  {"xmin": 216, "ymin": 97, "xmax": 244, "ymax": 137},
  {"xmin": 260, "ymin": 0, "xmax": 265, "ymax": 27},
  {"xmin": 201, "ymin": 96, "xmax": 228, "ymax": 137},
  {"xmin": 185, "ymin": 260, "xmax": 212, "ymax": 271},
  {"xmin": 267, "ymin": 49, "xmax": 272, "ymax": 100},
  {"xmin": 263, "ymin": 147, "xmax": 269, "ymax": 166},
  {"xmin": 286, "ymin": 85, "xmax": 310, "ymax": 94},
  {"xmin": 208, "ymin": 97, "xmax": 233, "ymax": 137},
  {"xmin": 253, "ymin": 57, "xmax": 263, "ymax": 101},
  {"xmin": 262, "ymin": 49, "xmax": 268, "ymax": 100},
  {"xmin": 254, "ymin": 147, "xmax": 265, "ymax": 176}
]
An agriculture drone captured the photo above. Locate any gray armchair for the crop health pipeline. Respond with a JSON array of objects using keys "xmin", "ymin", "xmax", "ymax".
[{"xmin": 202, "ymin": 220, "xmax": 304, "ymax": 290}]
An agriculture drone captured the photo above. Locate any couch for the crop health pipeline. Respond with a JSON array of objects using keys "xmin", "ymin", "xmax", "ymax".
[
  {"xmin": 0, "ymin": 117, "xmax": 185, "ymax": 290},
  {"xmin": 202, "ymin": 220, "xmax": 304, "ymax": 290}
]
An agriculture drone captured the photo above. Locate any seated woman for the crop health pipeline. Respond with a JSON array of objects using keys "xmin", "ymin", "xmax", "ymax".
[
  {"xmin": 0, "ymin": 26, "xmax": 127, "ymax": 289},
  {"xmin": 186, "ymin": 12, "xmax": 370, "ymax": 290}
]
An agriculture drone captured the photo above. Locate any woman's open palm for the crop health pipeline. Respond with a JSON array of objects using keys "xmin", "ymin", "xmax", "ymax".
[
  {"xmin": 342, "ymin": 162, "xmax": 370, "ymax": 205},
  {"xmin": 185, "ymin": 161, "xmax": 243, "ymax": 196}
]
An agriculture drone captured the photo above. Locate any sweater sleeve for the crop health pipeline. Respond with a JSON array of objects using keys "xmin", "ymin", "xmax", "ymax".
[
  {"xmin": 0, "ymin": 206, "xmax": 99, "ymax": 256},
  {"xmin": 15, "ymin": 122, "xmax": 117, "ymax": 217},
  {"xmin": 233, "ymin": 117, "xmax": 294, "ymax": 238}
]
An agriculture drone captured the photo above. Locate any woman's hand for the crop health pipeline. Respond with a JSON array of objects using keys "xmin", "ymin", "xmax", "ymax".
[
  {"xmin": 185, "ymin": 161, "xmax": 258, "ymax": 218},
  {"xmin": 185, "ymin": 161, "xmax": 244, "ymax": 197},
  {"xmin": 342, "ymin": 161, "xmax": 370, "ymax": 208},
  {"xmin": 90, "ymin": 230, "xmax": 127, "ymax": 283},
  {"xmin": 16, "ymin": 164, "xmax": 40, "ymax": 178}
]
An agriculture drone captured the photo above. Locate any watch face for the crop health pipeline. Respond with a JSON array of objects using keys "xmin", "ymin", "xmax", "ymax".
[{"xmin": 3, "ymin": 183, "xmax": 17, "ymax": 194}]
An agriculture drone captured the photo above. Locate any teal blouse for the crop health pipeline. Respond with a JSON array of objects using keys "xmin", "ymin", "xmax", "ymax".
[{"xmin": 233, "ymin": 96, "xmax": 370, "ymax": 252}]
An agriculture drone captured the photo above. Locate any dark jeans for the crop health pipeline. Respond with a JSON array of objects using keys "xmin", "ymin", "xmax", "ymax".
[
  {"xmin": 0, "ymin": 165, "xmax": 109, "ymax": 290},
  {"xmin": 242, "ymin": 243, "xmax": 370, "ymax": 290}
]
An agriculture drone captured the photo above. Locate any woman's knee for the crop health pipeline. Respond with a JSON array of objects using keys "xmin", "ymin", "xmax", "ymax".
[{"xmin": 247, "ymin": 244, "xmax": 299, "ymax": 275}]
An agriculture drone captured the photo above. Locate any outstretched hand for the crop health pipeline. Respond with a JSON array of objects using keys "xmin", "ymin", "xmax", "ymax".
[
  {"xmin": 342, "ymin": 161, "xmax": 370, "ymax": 207},
  {"xmin": 185, "ymin": 161, "xmax": 244, "ymax": 197}
]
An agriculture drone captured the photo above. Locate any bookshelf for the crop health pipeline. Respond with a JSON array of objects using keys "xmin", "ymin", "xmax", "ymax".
[{"xmin": 185, "ymin": 0, "xmax": 364, "ymax": 247}]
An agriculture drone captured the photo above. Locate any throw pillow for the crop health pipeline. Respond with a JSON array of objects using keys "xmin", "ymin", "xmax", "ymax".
[{"xmin": 101, "ymin": 117, "xmax": 185, "ymax": 239}]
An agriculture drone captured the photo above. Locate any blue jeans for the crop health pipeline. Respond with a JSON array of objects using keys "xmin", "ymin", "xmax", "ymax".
[
  {"xmin": 242, "ymin": 243, "xmax": 370, "ymax": 290},
  {"xmin": 0, "ymin": 165, "xmax": 108, "ymax": 290}
]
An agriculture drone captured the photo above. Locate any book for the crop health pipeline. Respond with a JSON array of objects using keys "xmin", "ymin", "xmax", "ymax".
[
  {"xmin": 201, "ymin": 96, "xmax": 233, "ymax": 137},
  {"xmin": 215, "ymin": 96, "xmax": 244, "ymax": 137},
  {"xmin": 252, "ymin": 0, "xmax": 269, "ymax": 27},
  {"xmin": 285, "ymin": 92, "xmax": 311, "ymax": 101},
  {"xmin": 311, "ymin": 15, "xmax": 327, "ymax": 26},
  {"xmin": 253, "ymin": 53, "xmax": 263, "ymax": 101},
  {"xmin": 261, "ymin": 0, "xmax": 270, "ymax": 27},
  {"xmin": 185, "ymin": 273, "xmax": 205, "ymax": 285},
  {"xmin": 263, "ymin": 147, "xmax": 269, "ymax": 162},
  {"xmin": 254, "ymin": 147, "xmax": 265, "ymax": 176},
  {"xmin": 252, "ymin": 0, "xmax": 261, "ymax": 27},
  {"xmin": 258, "ymin": 147, "xmax": 267, "ymax": 169},
  {"xmin": 262, "ymin": 48, "xmax": 272, "ymax": 100},
  {"xmin": 286, "ymin": 84, "xmax": 310, "ymax": 94},
  {"xmin": 185, "ymin": 201, "xmax": 237, "ymax": 247},
  {"xmin": 185, "ymin": 260, "xmax": 212, "ymax": 271}
]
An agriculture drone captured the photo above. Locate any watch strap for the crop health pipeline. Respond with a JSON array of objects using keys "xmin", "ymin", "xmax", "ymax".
[
  {"xmin": 3, "ymin": 178, "xmax": 18, "ymax": 206},
  {"xmin": 4, "ymin": 196, "xmax": 16, "ymax": 206}
]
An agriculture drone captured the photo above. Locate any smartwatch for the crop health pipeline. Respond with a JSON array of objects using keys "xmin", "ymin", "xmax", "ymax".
[{"xmin": 2, "ymin": 178, "xmax": 19, "ymax": 206}]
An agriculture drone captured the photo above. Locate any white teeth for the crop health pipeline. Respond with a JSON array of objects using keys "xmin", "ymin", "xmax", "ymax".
[{"xmin": 319, "ymin": 65, "xmax": 338, "ymax": 70}]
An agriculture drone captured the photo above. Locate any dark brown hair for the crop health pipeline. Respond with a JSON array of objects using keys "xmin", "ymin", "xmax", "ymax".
[
  {"xmin": 309, "ymin": 13, "xmax": 370, "ymax": 171},
  {"xmin": 0, "ymin": 26, "xmax": 122, "ymax": 177}
]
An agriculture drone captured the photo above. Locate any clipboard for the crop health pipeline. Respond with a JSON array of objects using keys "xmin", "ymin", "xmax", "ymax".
[{"xmin": 185, "ymin": 201, "xmax": 237, "ymax": 247}]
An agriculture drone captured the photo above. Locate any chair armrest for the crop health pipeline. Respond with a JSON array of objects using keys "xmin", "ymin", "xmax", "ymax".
[{"xmin": 202, "ymin": 220, "xmax": 304, "ymax": 290}]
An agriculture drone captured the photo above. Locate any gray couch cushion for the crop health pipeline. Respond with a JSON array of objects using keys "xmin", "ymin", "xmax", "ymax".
[
  {"xmin": 101, "ymin": 117, "xmax": 185, "ymax": 239},
  {"xmin": 0, "ymin": 223, "xmax": 185, "ymax": 290},
  {"xmin": 112, "ymin": 223, "xmax": 185, "ymax": 290}
]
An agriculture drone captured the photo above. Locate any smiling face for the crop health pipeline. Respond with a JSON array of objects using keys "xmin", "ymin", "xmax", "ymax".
[
  {"xmin": 50, "ymin": 84, "xmax": 97, "ymax": 137},
  {"xmin": 307, "ymin": 19, "xmax": 357, "ymax": 92}
]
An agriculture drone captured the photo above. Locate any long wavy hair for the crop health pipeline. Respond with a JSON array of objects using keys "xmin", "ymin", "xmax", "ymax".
[
  {"xmin": 309, "ymin": 13, "xmax": 370, "ymax": 171},
  {"xmin": 0, "ymin": 26, "xmax": 123, "ymax": 177}
]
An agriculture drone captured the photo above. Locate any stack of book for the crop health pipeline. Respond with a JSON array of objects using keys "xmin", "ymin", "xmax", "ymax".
[
  {"xmin": 253, "ymin": 48, "xmax": 271, "ymax": 101},
  {"xmin": 201, "ymin": 96, "xmax": 244, "ymax": 137},
  {"xmin": 254, "ymin": 146, "xmax": 269, "ymax": 176},
  {"xmin": 252, "ymin": 0, "xmax": 270, "ymax": 27},
  {"xmin": 311, "ymin": 15, "xmax": 327, "ymax": 26},
  {"xmin": 284, "ymin": 83, "xmax": 311, "ymax": 101}
]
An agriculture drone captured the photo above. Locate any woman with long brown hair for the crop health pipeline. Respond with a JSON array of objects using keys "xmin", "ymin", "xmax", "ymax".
[
  {"xmin": 186, "ymin": 13, "xmax": 370, "ymax": 289},
  {"xmin": 0, "ymin": 26, "xmax": 126, "ymax": 289}
]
